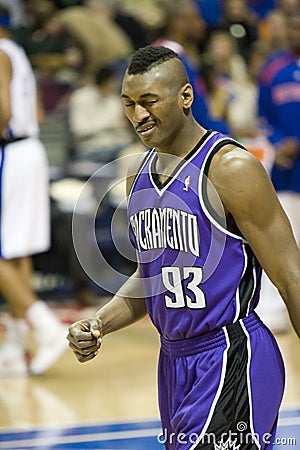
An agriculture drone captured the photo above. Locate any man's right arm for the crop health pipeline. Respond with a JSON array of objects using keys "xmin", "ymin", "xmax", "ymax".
[
  {"xmin": 95, "ymin": 149, "xmax": 149, "ymax": 339},
  {"xmin": 68, "ymin": 264, "xmax": 147, "ymax": 363},
  {"xmin": 93, "ymin": 264, "xmax": 147, "ymax": 336},
  {"xmin": 68, "ymin": 149, "xmax": 148, "ymax": 363}
]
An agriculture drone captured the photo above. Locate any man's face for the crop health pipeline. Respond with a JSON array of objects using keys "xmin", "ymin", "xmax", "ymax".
[{"xmin": 121, "ymin": 63, "xmax": 187, "ymax": 150}]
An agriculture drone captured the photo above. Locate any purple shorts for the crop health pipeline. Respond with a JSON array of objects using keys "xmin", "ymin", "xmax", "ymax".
[{"xmin": 158, "ymin": 313, "xmax": 285, "ymax": 450}]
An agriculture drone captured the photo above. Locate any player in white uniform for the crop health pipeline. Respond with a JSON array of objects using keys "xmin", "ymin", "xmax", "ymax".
[{"xmin": 0, "ymin": 6, "xmax": 67, "ymax": 376}]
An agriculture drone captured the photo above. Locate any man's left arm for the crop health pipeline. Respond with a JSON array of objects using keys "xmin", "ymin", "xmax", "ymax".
[{"xmin": 210, "ymin": 146, "xmax": 300, "ymax": 337}]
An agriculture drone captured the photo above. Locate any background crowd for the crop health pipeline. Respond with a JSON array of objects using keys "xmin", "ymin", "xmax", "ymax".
[{"xmin": 1, "ymin": 0, "xmax": 300, "ymax": 334}]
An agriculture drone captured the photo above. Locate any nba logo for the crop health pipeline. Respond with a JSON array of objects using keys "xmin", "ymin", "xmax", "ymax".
[{"xmin": 183, "ymin": 175, "xmax": 191, "ymax": 191}]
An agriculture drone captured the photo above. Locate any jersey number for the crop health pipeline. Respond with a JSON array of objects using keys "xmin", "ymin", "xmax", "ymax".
[{"xmin": 162, "ymin": 266, "xmax": 206, "ymax": 309}]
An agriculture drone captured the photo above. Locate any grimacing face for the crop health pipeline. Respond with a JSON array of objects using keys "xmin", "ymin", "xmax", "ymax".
[{"xmin": 121, "ymin": 62, "xmax": 191, "ymax": 150}]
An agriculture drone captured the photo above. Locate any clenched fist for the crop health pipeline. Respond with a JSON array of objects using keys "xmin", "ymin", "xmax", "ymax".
[{"xmin": 67, "ymin": 317, "xmax": 103, "ymax": 363}]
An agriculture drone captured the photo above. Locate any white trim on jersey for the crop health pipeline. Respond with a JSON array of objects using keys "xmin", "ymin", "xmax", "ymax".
[
  {"xmin": 234, "ymin": 243, "xmax": 249, "ymax": 322},
  {"xmin": 198, "ymin": 137, "xmax": 248, "ymax": 241},
  {"xmin": 240, "ymin": 320, "xmax": 261, "ymax": 449},
  {"xmin": 247, "ymin": 260, "xmax": 258, "ymax": 317},
  {"xmin": 189, "ymin": 328, "xmax": 231, "ymax": 450},
  {"xmin": 148, "ymin": 131, "xmax": 219, "ymax": 196}
]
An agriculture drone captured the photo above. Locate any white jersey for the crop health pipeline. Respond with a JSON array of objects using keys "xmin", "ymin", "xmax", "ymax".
[
  {"xmin": 0, "ymin": 38, "xmax": 39, "ymax": 138},
  {"xmin": 0, "ymin": 38, "xmax": 50, "ymax": 259}
]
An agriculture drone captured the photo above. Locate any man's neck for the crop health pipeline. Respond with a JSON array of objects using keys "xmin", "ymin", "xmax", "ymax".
[{"xmin": 156, "ymin": 120, "xmax": 206, "ymax": 159}]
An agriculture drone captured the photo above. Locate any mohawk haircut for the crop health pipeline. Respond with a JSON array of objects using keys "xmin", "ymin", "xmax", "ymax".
[{"xmin": 127, "ymin": 46, "xmax": 182, "ymax": 75}]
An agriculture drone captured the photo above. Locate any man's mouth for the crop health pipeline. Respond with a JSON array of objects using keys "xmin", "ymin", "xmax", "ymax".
[{"xmin": 136, "ymin": 122, "xmax": 156, "ymax": 136}]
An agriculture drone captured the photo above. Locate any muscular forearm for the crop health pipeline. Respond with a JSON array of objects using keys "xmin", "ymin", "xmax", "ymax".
[
  {"xmin": 279, "ymin": 279, "xmax": 300, "ymax": 339},
  {"xmin": 93, "ymin": 267, "xmax": 147, "ymax": 336}
]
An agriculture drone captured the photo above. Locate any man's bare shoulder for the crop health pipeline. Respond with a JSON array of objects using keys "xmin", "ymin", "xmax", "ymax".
[
  {"xmin": 125, "ymin": 147, "xmax": 150, "ymax": 198},
  {"xmin": 209, "ymin": 144, "xmax": 267, "ymax": 187},
  {"xmin": 208, "ymin": 143, "xmax": 275, "ymax": 215}
]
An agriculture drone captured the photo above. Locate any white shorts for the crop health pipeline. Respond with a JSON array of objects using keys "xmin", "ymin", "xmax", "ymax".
[{"xmin": 0, "ymin": 137, "xmax": 50, "ymax": 259}]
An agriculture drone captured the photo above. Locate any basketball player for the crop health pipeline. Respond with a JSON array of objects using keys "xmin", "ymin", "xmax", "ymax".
[
  {"xmin": 0, "ymin": 6, "xmax": 68, "ymax": 376},
  {"xmin": 68, "ymin": 46, "xmax": 300, "ymax": 449}
]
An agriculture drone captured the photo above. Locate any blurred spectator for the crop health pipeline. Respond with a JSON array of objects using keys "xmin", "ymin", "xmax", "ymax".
[
  {"xmin": 277, "ymin": 0, "xmax": 300, "ymax": 18},
  {"xmin": 153, "ymin": 0, "xmax": 229, "ymax": 134},
  {"xmin": 247, "ymin": 40, "xmax": 272, "ymax": 82},
  {"xmin": 248, "ymin": 0, "xmax": 275, "ymax": 18},
  {"xmin": 16, "ymin": 2, "xmax": 73, "ymax": 170},
  {"xmin": 256, "ymin": 11, "xmax": 300, "ymax": 333},
  {"xmin": 203, "ymin": 33, "xmax": 274, "ymax": 167},
  {"xmin": 68, "ymin": 64, "xmax": 134, "ymax": 161},
  {"xmin": 194, "ymin": 0, "xmax": 222, "ymax": 27},
  {"xmin": 217, "ymin": 0, "xmax": 258, "ymax": 62},
  {"xmin": 237, "ymin": 40, "xmax": 274, "ymax": 171},
  {"xmin": 258, "ymin": 9, "xmax": 288, "ymax": 53},
  {"xmin": 18, "ymin": 0, "xmax": 67, "ymax": 78},
  {"xmin": 86, "ymin": 0, "xmax": 151, "ymax": 50},
  {"xmin": 238, "ymin": 40, "xmax": 275, "ymax": 167},
  {"xmin": 46, "ymin": 1, "xmax": 133, "ymax": 81},
  {"xmin": 204, "ymin": 31, "xmax": 247, "ymax": 87},
  {"xmin": 202, "ymin": 30, "xmax": 251, "ymax": 133}
]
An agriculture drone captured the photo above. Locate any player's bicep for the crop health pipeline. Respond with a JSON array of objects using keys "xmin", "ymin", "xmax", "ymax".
[
  {"xmin": 210, "ymin": 148, "xmax": 299, "ymax": 288},
  {"xmin": 235, "ymin": 195, "xmax": 299, "ymax": 296}
]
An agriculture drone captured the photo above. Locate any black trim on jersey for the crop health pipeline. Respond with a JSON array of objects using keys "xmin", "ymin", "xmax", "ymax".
[
  {"xmin": 202, "ymin": 139, "xmax": 247, "ymax": 237},
  {"xmin": 150, "ymin": 130, "xmax": 213, "ymax": 190},
  {"xmin": 195, "ymin": 323, "xmax": 259, "ymax": 450},
  {"xmin": 238, "ymin": 244, "xmax": 256, "ymax": 319}
]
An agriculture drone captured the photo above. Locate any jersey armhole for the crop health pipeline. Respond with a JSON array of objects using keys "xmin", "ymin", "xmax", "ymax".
[{"xmin": 200, "ymin": 139, "xmax": 247, "ymax": 238}]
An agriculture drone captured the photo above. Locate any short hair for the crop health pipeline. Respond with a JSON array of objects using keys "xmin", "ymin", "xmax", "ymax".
[{"xmin": 127, "ymin": 45, "xmax": 182, "ymax": 75}]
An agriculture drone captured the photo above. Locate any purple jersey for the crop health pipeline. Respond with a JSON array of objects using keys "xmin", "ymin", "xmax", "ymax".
[{"xmin": 128, "ymin": 130, "xmax": 262, "ymax": 340}]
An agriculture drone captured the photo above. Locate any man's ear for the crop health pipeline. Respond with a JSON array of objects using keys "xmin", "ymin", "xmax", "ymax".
[{"xmin": 181, "ymin": 83, "xmax": 194, "ymax": 109}]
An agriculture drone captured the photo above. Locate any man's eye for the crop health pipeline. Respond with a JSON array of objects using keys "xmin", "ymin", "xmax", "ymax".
[
  {"xmin": 145, "ymin": 100, "xmax": 157, "ymax": 106},
  {"xmin": 124, "ymin": 102, "xmax": 134, "ymax": 107}
]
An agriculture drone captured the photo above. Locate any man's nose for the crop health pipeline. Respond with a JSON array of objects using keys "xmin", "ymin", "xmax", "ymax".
[{"xmin": 133, "ymin": 104, "xmax": 150, "ymax": 123}]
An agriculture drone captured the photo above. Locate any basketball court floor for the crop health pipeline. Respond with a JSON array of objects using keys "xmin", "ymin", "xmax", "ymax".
[{"xmin": 0, "ymin": 301, "xmax": 299, "ymax": 449}]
